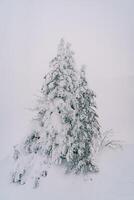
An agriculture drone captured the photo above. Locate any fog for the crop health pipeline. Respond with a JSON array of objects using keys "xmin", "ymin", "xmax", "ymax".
[{"xmin": 0, "ymin": 0, "xmax": 134, "ymax": 160}]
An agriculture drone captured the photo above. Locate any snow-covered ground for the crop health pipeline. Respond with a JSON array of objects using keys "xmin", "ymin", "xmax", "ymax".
[{"xmin": 0, "ymin": 145, "xmax": 134, "ymax": 200}]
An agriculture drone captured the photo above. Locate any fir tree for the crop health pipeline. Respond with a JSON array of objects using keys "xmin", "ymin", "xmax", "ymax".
[
  {"xmin": 11, "ymin": 39, "xmax": 101, "ymax": 187},
  {"xmin": 64, "ymin": 66, "xmax": 101, "ymax": 174}
]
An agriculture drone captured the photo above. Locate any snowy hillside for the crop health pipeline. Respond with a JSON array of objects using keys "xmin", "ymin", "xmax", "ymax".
[
  {"xmin": 0, "ymin": 1, "xmax": 133, "ymax": 199},
  {"xmin": 0, "ymin": 145, "xmax": 134, "ymax": 200}
]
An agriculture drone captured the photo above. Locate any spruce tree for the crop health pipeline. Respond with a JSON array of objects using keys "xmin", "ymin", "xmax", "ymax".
[{"xmin": 11, "ymin": 39, "xmax": 101, "ymax": 187}]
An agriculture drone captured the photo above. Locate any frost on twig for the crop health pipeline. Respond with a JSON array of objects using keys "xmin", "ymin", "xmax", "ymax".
[{"xmin": 98, "ymin": 129, "xmax": 122, "ymax": 152}]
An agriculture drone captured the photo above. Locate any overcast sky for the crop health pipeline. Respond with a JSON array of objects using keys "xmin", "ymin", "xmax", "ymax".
[{"xmin": 0, "ymin": 0, "xmax": 134, "ymax": 159}]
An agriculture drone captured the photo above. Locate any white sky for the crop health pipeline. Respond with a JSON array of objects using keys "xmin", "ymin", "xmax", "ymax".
[{"xmin": 0, "ymin": 0, "xmax": 134, "ymax": 159}]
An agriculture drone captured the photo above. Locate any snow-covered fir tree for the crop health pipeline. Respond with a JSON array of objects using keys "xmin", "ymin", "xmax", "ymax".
[
  {"xmin": 64, "ymin": 66, "xmax": 101, "ymax": 174},
  {"xmin": 11, "ymin": 39, "xmax": 101, "ymax": 187}
]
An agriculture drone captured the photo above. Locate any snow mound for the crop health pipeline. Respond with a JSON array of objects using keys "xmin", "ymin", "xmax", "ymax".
[{"xmin": 0, "ymin": 145, "xmax": 134, "ymax": 200}]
